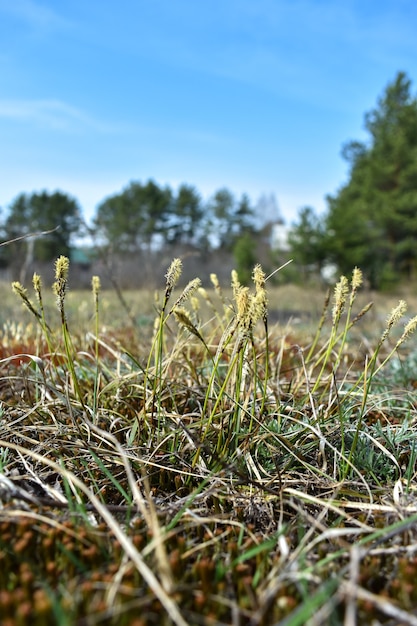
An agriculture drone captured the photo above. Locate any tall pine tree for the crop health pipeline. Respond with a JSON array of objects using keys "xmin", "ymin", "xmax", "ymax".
[{"xmin": 326, "ymin": 72, "xmax": 417, "ymax": 288}]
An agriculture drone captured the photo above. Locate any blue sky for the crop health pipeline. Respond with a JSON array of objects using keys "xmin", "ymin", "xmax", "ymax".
[{"xmin": 1, "ymin": 0, "xmax": 417, "ymax": 226}]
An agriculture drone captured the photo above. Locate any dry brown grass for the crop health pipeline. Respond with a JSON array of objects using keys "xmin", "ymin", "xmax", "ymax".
[{"xmin": 1, "ymin": 264, "xmax": 417, "ymax": 625}]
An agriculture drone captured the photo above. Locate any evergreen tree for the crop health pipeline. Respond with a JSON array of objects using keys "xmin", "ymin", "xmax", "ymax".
[
  {"xmin": 209, "ymin": 189, "xmax": 255, "ymax": 249},
  {"xmin": 326, "ymin": 72, "xmax": 417, "ymax": 288},
  {"xmin": 3, "ymin": 191, "xmax": 82, "ymax": 277},
  {"xmin": 168, "ymin": 184, "xmax": 203, "ymax": 245},
  {"xmin": 233, "ymin": 232, "xmax": 257, "ymax": 285},
  {"xmin": 288, "ymin": 207, "xmax": 328, "ymax": 279},
  {"xmin": 95, "ymin": 180, "xmax": 172, "ymax": 252}
]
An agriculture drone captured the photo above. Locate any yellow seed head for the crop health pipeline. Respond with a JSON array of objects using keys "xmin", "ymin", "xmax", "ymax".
[
  {"xmin": 12, "ymin": 281, "xmax": 27, "ymax": 299},
  {"xmin": 174, "ymin": 307, "xmax": 204, "ymax": 341},
  {"xmin": 53, "ymin": 256, "xmax": 70, "ymax": 314},
  {"xmin": 198, "ymin": 286, "xmax": 209, "ymax": 301},
  {"xmin": 173, "ymin": 277, "xmax": 201, "ymax": 309},
  {"xmin": 165, "ymin": 258, "xmax": 182, "ymax": 294},
  {"xmin": 54, "ymin": 256, "xmax": 70, "ymax": 281},
  {"xmin": 351, "ymin": 267, "xmax": 363, "ymax": 291},
  {"xmin": 253, "ymin": 264, "xmax": 266, "ymax": 291},
  {"xmin": 386, "ymin": 300, "xmax": 407, "ymax": 330},
  {"xmin": 236, "ymin": 286, "xmax": 250, "ymax": 323},
  {"xmin": 12, "ymin": 281, "xmax": 40, "ymax": 319},
  {"xmin": 250, "ymin": 291, "xmax": 268, "ymax": 325},
  {"xmin": 91, "ymin": 275, "xmax": 101, "ymax": 296},
  {"xmin": 210, "ymin": 273, "xmax": 220, "ymax": 289},
  {"xmin": 190, "ymin": 296, "xmax": 200, "ymax": 312},
  {"xmin": 174, "ymin": 307, "xmax": 194, "ymax": 331},
  {"xmin": 332, "ymin": 275, "xmax": 349, "ymax": 322},
  {"xmin": 252, "ymin": 264, "xmax": 267, "ymax": 321},
  {"xmin": 32, "ymin": 273, "xmax": 42, "ymax": 294},
  {"xmin": 231, "ymin": 269, "xmax": 240, "ymax": 292},
  {"xmin": 399, "ymin": 315, "xmax": 417, "ymax": 344}
]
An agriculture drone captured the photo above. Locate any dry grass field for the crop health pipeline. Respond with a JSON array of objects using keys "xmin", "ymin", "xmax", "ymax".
[{"xmin": 1, "ymin": 258, "xmax": 417, "ymax": 625}]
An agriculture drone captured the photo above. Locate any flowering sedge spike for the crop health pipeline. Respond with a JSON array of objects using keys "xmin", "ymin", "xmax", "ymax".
[
  {"xmin": 190, "ymin": 296, "xmax": 200, "ymax": 312},
  {"xmin": 379, "ymin": 300, "xmax": 407, "ymax": 344},
  {"xmin": 92, "ymin": 276, "xmax": 101, "ymax": 324},
  {"xmin": 32, "ymin": 271, "xmax": 53, "ymax": 336},
  {"xmin": 253, "ymin": 264, "xmax": 266, "ymax": 291},
  {"xmin": 52, "ymin": 256, "xmax": 70, "ymax": 317},
  {"xmin": 351, "ymin": 267, "xmax": 362, "ymax": 291},
  {"xmin": 231, "ymin": 269, "xmax": 241, "ymax": 297},
  {"xmin": 32, "ymin": 273, "xmax": 42, "ymax": 302},
  {"xmin": 92, "ymin": 275, "xmax": 101, "ymax": 311},
  {"xmin": 12, "ymin": 281, "xmax": 28, "ymax": 301},
  {"xmin": 236, "ymin": 286, "xmax": 250, "ymax": 328},
  {"xmin": 11, "ymin": 281, "xmax": 41, "ymax": 320},
  {"xmin": 198, "ymin": 286, "xmax": 209, "ymax": 301},
  {"xmin": 164, "ymin": 258, "xmax": 182, "ymax": 300},
  {"xmin": 396, "ymin": 315, "xmax": 417, "ymax": 348},
  {"xmin": 350, "ymin": 267, "xmax": 363, "ymax": 303},
  {"xmin": 174, "ymin": 307, "xmax": 204, "ymax": 342},
  {"xmin": 92, "ymin": 275, "xmax": 101, "ymax": 297},
  {"xmin": 252, "ymin": 264, "xmax": 268, "ymax": 322},
  {"xmin": 172, "ymin": 278, "xmax": 202, "ymax": 309},
  {"xmin": 332, "ymin": 275, "xmax": 349, "ymax": 323},
  {"xmin": 248, "ymin": 291, "xmax": 268, "ymax": 326},
  {"xmin": 386, "ymin": 300, "xmax": 407, "ymax": 331},
  {"xmin": 210, "ymin": 272, "xmax": 224, "ymax": 300},
  {"xmin": 210, "ymin": 273, "xmax": 220, "ymax": 289}
]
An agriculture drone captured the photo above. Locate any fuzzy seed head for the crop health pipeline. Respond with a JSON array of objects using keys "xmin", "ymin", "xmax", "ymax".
[
  {"xmin": 174, "ymin": 306, "xmax": 204, "ymax": 342},
  {"xmin": 198, "ymin": 286, "xmax": 209, "ymax": 301},
  {"xmin": 32, "ymin": 273, "xmax": 42, "ymax": 294},
  {"xmin": 236, "ymin": 286, "xmax": 250, "ymax": 323},
  {"xmin": 351, "ymin": 267, "xmax": 363, "ymax": 291},
  {"xmin": 12, "ymin": 281, "xmax": 39, "ymax": 318},
  {"xmin": 231, "ymin": 270, "xmax": 240, "ymax": 292},
  {"xmin": 210, "ymin": 273, "xmax": 220, "ymax": 289},
  {"xmin": 386, "ymin": 300, "xmax": 407, "ymax": 330},
  {"xmin": 173, "ymin": 277, "xmax": 201, "ymax": 309},
  {"xmin": 253, "ymin": 264, "xmax": 266, "ymax": 291},
  {"xmin": 91, "ymin": 275, "xmax": 101, "ymax": 296},
  {"xmin": 54, "ymin": 256, "xmax": 69, "ymax": 281},
  {"xmin": 250, "ymin": 291, "xmax": 268, "ymax": 325},
  {"xmin": 252, "ymin": 264, "xmax": 267, "ymax": 321},
  {"xmin": 400, "ymin": 315, "xmax": 417, "ymax": 344},
  {"xmin": 12, "ymin": 281, "xmax": 27, "ymax": 299},
  {"xmin": 53, "ymin": 256, "xmax": 70, "ymax": 314},
  {"xmin": 174, "ymin": 307, "xmax": 195, "ymax": 332},
  {"xmin": 165, "ymin": 259, "xmax": 182, "ymax": 295},
  {"xmin": 332, "ymin": 275, "xmax": 349, "ymax": 322}
]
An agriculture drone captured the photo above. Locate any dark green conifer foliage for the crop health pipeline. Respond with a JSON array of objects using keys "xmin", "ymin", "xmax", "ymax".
[
  {"xmin": 3, "ymin": 191, "xmax": 82, "ymax": 276},
  {"xmin": 326, "ymin": 72, "xmax": 417, "ymax": 288}
]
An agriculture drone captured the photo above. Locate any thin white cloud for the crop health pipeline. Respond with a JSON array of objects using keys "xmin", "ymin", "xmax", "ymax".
[
  {"xmin": 0, "ymin": 98, "xmax": 229, "ymax": 145},
  {"xmin": 126, "ymin": 0, "xmax": 417, "ymax": 112},
  {"xmin": 0, "ymin": 0, "xmax": 71, "ymax": 30},
  {"xmin": 0, "ymin": 98, "xmax": 131, "ymax": 133}
]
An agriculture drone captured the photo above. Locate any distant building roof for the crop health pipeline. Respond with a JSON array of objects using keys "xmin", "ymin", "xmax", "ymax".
[{"xmin": 70, "ymin": 247, "xmax": 93, "ymax": 265}]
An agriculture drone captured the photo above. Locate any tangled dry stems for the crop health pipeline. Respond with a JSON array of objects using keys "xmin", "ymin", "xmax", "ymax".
[{"xmin": 0, "ymin": 259, "xmax": 417, "ymax": 624}]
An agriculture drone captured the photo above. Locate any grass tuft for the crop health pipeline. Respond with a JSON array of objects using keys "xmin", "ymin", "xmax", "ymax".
[{"xmin": 1, "ymin": 259, "xmax": 417, "ymax": 624}]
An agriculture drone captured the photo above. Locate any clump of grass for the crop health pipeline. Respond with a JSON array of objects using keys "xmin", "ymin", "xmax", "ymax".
[{"xmin": 1, "ymin": 257, "xmax": 417, "ymax": 624}]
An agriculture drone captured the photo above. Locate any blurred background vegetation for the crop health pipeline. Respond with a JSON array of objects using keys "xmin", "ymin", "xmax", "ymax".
[{"xmin": 1, "ymin": 71, "xmax": 417, "ymax": 291}]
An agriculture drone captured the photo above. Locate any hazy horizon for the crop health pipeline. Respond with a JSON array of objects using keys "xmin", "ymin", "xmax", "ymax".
[{"xmin": 1, "ymin": 1, "xmax": 417, "ymax": 226}]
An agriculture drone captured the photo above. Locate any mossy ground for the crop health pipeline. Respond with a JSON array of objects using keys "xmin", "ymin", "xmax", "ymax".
[{"xmin": 1, "ymin": 265, "xmax": 417, "ymax": 625}]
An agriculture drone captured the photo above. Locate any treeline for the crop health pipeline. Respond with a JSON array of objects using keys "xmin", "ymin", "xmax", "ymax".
[
  {"xmin": 2, "ymin": 71, "xmax": 417, "ymax": 290},
  {"xmin": 0, "ymin": 183, "xmax": 274, "ymax": 286},
  {"xmin": 290, "ymin": 71, "xmax": 417, "ymax": 289}
]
